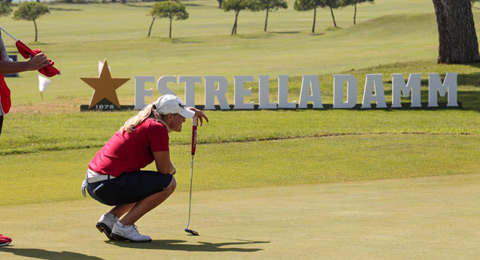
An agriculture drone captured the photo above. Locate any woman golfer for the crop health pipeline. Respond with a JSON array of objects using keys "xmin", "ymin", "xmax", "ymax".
[{"xmin": 82, "ymin": 94, "xmax": 208, "ymax": 242}]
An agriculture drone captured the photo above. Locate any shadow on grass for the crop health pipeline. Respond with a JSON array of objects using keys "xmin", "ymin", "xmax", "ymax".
[
  {"xmin": 0, "ymin": 247, "xmax": 104, "ymax": 260},
  {"xmin": 106, "ymin": 239, "xmax": 269, "ymax": 252},
  {"xmin": 49, "ymin": 7, "xmax": 83, "ymax": 11},
  {"xmin": 270, "ymin": 31, "xmax": 301, "ymax": 34}
]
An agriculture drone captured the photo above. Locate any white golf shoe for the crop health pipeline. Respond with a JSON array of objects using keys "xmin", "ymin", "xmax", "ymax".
[
  {"xmin": 96, "ymin": 212, "xmax": 118, "ymax": 240},
  {"xmin": 111, "ymin": 221, "xmax": 152, "ymax": 242}
]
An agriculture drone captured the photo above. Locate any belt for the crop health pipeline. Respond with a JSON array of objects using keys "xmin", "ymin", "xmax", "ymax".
[{"xmin": 86, "ymin": 168, "xmax": 116, "ymax": 184}]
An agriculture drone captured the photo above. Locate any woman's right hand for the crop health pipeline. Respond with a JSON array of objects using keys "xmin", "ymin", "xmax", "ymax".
[{"xmin": 28, "ymin": 53, "xmax": 50, "ymax": 70}]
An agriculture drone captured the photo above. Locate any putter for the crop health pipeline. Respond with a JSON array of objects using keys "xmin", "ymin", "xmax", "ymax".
[{"xmin": 185, "ymin": 116, "xmax": 199, "ymax": 236}]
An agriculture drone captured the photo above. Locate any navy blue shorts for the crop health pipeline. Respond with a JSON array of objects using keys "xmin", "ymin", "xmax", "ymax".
[{"xmin": 86, "ymin": 170, "xmax": 174, "ymax": 206}]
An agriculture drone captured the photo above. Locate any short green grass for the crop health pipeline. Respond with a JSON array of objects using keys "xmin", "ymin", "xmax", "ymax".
[
  {"xmin": 0, "ymin": 1, "xmax": 479, "ymax": 259},
  {"xmin": 2, "ymin": 174, "xmax": 480, "ymax": 259},
  {"xmin": 0, "ymin": 0, "xmax": 479, "ymax": 205},
  {"xmin": 1, "ymin": 132, "xmax": 479, "ymax": 206}
]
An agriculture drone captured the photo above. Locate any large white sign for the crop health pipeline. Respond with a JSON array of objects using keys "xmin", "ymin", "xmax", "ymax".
[{"xmin": 134, "ymin": 73, "xmax": 458, "ymax": 110}]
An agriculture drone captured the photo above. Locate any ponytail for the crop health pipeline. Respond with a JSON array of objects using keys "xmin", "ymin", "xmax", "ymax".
[{"xmin": 120, "ymin": 104, "xmax": 168, "ymax": 132}]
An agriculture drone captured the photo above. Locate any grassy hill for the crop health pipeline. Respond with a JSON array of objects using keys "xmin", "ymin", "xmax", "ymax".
[{"xmin": 0, "ymin": 0, "xmax": 439, "ymax": 105}]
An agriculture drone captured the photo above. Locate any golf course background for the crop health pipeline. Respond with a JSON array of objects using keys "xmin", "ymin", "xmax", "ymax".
[{"xmin": 0, "ymin": 0, "xmax": 480, "ymax": 259}]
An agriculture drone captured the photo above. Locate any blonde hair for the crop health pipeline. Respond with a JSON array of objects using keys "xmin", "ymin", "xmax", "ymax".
[{"xmin": 120, "ymin": 104, "xmax": 168, "ymax": 133}]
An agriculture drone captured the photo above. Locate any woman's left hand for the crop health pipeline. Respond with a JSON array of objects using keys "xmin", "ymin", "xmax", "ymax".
[{"xmin": 187, "ymin": 107, "xmax": 209, "ymax": 126}]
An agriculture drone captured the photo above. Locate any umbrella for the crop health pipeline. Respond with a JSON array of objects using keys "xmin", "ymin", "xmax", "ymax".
[{"xmin": 0, "ymin": 26, "xmax": 60, "ymax": 77}]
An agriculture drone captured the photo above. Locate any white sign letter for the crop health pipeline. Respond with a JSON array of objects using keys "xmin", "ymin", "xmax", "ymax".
[
  {"xmin": 299, "ymin": 75, "xmax": 323, "ymax": 109},
  {"xmin": 278, "ymin": 75, "xmax": 296, "ymax": 109},
  {"xmin": 234, "ymin": 76, "xmax": 255, "ymax": 110},
  {"xmin": 362, "ymin": 74, "xmax": 387, "ymax": 109},
  {"xmin": 428, "ymin": 73, "xmax": 458, "ymax": 107},
  {"xmin": 204, "ymin": 76, "xmax": 230, "ymax": 110},
  {"xmin": 392, "ymin": 73, "xmax": 422, "ymax": 108},
  {"xmin": 258, "ymin": 75, "xmax": 277, "ymax": 109},
  {"xmin": 333, "ymin": 74, "xmax": 357, "ymax": 109},
  {"xmin": 179, "ymin": 76, "xmax": 202, "ymax": 107},
  {"xmin": 157, "ymin": 76, "xmax": 177, "ymax": 96},
  {"xmin": 135, "ymin": 76, "xmax": 155, "ymax": 109}
]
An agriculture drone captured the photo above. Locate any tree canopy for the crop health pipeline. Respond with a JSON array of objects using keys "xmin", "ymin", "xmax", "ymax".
[
  {"xmin": 294, "ymin": 0, "xmax": 323, "ymax": 33},
  {"xmin": 0, "ymin": 0, "xmax": 12, "ymax": 17},
  {"xmin": 323, "ymin": 0, "xmax": 341, "ymax": 28},
  {"xmin": 149, "ymin": 0, "xmax": 189, "ymax": 38},
  {"xmin": 341, "ymin": 0, "xmax": 374, "ymax": 25},
  {"xmin": 222, "ymin": 0, "xmax": 258, "ymax": 35},
  {"xmin": 13, "ymin": 2, "xmax": 50, "ymax": 42},
  {"xmin": 258, "ymin": 0, "xmax": 288, "ymax": 32}
]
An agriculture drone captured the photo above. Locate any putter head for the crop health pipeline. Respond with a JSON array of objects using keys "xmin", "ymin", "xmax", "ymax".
[{"xmin": 185, "ymin": 228, "xmax": 199, "ymax": 236}]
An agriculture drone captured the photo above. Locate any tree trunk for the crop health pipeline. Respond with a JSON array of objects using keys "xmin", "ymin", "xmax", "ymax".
[
  {"xmin": 33, "ymin": 19, "xmax": 38, "ymax": 42},
  {"xmin": 329, "ymin": 6, "xmax": 337, "ymax": 28},
  {"xmin": 232, "ymin": 11, "xmax": 239, "ymax": 35},
  {"xmin": 312, "ymin": 8, "xmax": 316, "ymax": 33},
  {"xmin": 169, "ymin": 17, "xmax": 173, "ymax": 38},
  {"xmin": 432, "ymin": 0, "xmax": 480, "ymax": 63},
  {"xmin": 353, "ymin": 3, "xmax": 357, "ymax": 25},
  {"xmin": 264, "ymin": 9, "xmax": 269, "ymax": 32},
  {"xmin": 148, "ymin": 15, "xmax": 156, "ymax": 37}
]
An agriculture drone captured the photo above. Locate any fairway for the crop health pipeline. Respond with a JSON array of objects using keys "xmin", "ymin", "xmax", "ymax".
[
  {"xmin": 1, "ymin": 174, "xmax": 480, "ymax": 260},
  {"xmin": 0, "ymin": 0, "xmax": 480, "ymax": 258}
]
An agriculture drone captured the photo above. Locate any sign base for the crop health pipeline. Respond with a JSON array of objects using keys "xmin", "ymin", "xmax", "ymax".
[{"xmin": 80, "ymin": 98, "xmax": 134, "ymax": 111}]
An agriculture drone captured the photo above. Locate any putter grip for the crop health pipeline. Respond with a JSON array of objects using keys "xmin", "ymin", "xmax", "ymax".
[{"xmin": 191, "ymin": 117, "xmax": 198, "ymax": 155}]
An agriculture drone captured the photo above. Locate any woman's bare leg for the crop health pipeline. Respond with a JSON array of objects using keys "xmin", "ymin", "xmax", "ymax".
[{"xmin": 120, "ymin": 177, "xmax": 176, "ymax": 225}]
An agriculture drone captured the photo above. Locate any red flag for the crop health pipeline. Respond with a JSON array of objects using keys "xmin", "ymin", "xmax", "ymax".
[
  {"xmin": 0, "ymin": 75, "xmax": 11, "ymax": 114},
  {"xmin": 16, "ymin": 40, "xmax": 60, "ymax": 77}
]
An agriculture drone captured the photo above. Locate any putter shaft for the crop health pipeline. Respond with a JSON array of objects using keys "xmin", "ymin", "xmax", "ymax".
[{"xmin": 185, "ymin": 154, "xmax": 194, "ymax": 229}]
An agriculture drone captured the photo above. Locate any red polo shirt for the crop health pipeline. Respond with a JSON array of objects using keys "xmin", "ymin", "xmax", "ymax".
[{"xmin": 89, "ymin": 119, "xmax": 169, "ymax": 177}]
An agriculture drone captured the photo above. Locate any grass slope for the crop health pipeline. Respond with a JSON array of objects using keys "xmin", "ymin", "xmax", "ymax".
[
  {"xmin": 1, "ymin": 133, "xmax": 479, "ymax": 206},
  {"xmin": 0, "ymin": 0, "xmax": 443, "ymax": 105}
]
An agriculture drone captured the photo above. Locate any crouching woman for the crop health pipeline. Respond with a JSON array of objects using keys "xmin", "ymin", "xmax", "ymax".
[{"xmin": 82, "ymin": 94, "xmax": 208, "ymax": 242}]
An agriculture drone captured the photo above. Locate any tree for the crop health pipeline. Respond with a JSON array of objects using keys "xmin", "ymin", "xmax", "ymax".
[
  {"xmin": 258, "ymin": 0, "xmax": 287, "ymax": 32},
  {"xmin": 147, "ymin": 13, "xmax": 157, "ymax": 37},
  {"xmin": 13, "ymin": 2, "xmax": 49, "ymax": 42},
  {"xmin": 222, "ymin": 0, "xmax": 257, "ymax": 35},
  {"xmin": 341, "ymin": 0, "xmax": 373, "ymax": 25},
  {"xmin": 432, "ymin": 0, "xmax": 480, "ymax": 64},
  {"xmin": 323, "ymin": 0, "xmax": 341, "ymax": 28},
  {"xmin": 294, "ymin": 0, "xmax": 323, "ymax": 33},
  {"xmin": 149, "ymin": 0, "xmax": 189, "ymax": 38},
  {"xmin": 0, "ymin": 0, "xmax": 12, "ymax": 17}
]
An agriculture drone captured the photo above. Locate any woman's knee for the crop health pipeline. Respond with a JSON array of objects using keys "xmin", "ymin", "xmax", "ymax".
[{"xmin": 165, "ymin": 176, "xmax": 176, "ymax": 194}]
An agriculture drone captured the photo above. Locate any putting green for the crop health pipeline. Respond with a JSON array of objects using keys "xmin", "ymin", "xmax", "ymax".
[{"xmin": 1, "ymin": 174, "xmax": 479, "ymax": 259}]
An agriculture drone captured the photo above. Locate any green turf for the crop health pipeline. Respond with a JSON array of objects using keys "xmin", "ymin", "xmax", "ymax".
[
  {"xmin": 1, "ymin": 174, "xmax": 480, "ymax": 259},
  {"xmin": 0, "ymin": 1, "xmax": 479, "ymax": 258},
  {"xmin": 1, "ymin": 133, "xmax": 479, "ymax": 206},
  {"xmin": 0, "ymin": 0, "xmax": 479, "ymax": 205}
]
